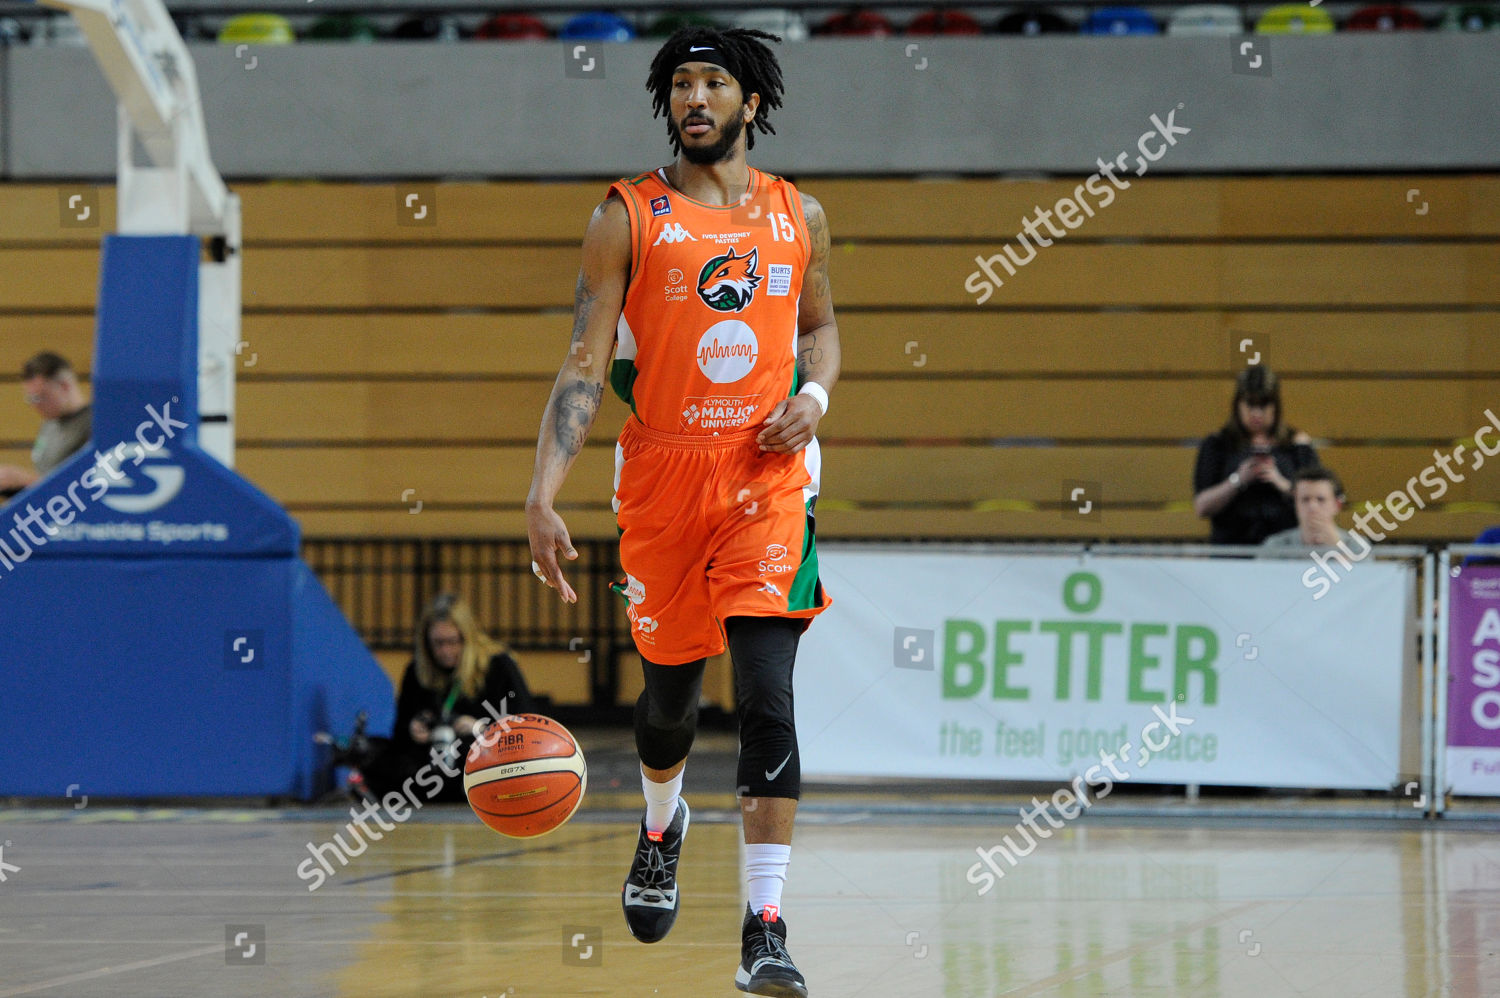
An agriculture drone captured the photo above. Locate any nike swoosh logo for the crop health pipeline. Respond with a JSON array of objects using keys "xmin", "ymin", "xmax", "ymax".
[
  {"xmin": 689, "ymin": 45, "xmax": 713, "ymax": 52},
  {"xmin": 765, "ymin": 752, "xmax": 792, "ymax": 781}
]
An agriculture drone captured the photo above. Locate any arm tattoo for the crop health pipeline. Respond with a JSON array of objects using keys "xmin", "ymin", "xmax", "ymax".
[
  {"xmin": 798, "ymin": 197, "xmax": 832, "ymax": 381},
  {"xmin": 805, "ymin": 197, "xmax": 829, "ymax": 257},
  {"xmin": 805, "ymin": 199, "xmax": 831, "ymax": 304},
  {"xmin": 570, "ymin": 272, "xmax": 598, "ymax": 349},
  {"xmin": 553, "ymin": 378, "xmax": 603, "ymax": 458},
  {"xmin": 797, "ymin": 331, "xmax": 823, "ymax": 381}
]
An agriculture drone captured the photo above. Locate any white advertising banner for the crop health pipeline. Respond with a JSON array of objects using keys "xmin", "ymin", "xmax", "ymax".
[{"xmin": 797, "ymin": 548, "xmax": 1410, "ymax": 789}]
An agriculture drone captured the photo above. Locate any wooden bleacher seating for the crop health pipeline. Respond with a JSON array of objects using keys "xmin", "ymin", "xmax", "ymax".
[{"xmin": 2, "ymin": 175, "xmax": 1497, "ymax": 541}]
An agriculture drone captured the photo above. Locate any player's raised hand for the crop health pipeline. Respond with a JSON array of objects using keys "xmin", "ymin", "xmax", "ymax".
[
  {"xmin": 526, "ymin": 502, "xmax": 579, "ymax": 603},
  {"xmin": 756, "ymin": 395, "xmax": 821, "ymax": 454}
]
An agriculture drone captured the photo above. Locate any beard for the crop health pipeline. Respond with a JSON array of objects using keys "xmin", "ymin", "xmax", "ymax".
[{"xmin": 671, "ymin": 110, "xmax": 747, "ymax": 164}]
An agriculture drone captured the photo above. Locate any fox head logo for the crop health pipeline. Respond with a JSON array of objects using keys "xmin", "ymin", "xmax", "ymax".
[{"xmin": 697, "ymin": 247, "xmax": 762, "ymax": 312}]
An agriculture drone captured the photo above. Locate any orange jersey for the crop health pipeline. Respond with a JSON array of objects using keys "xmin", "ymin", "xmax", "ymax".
[{"xmin": 605, "ymin": 167, "xmax": 812, "ymax": 435}]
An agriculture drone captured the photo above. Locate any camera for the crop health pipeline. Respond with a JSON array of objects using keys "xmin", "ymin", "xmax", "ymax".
[{"xmin": 430, "ymin": 723, "xmax": 458, "ymax": 758}]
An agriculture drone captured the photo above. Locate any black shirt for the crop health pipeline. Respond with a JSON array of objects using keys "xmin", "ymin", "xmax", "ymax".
[
  {"xmin": 392, "ymin": 651, "xmax": 536, "ymax": 749},
  {"xmin": 1193, "ymin": 429, "xmax": 1319, "ymax": 545}
]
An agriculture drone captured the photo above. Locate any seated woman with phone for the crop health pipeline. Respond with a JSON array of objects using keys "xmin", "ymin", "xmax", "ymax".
[{"xmin": 1193, "ymin": 364, "xmax": 1320, "ymax": 545}]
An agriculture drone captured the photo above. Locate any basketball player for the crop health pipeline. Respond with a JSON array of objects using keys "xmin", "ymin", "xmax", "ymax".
[{"xmin": 525, "ymin": 26, "xmax": 838, "ymax": 998}]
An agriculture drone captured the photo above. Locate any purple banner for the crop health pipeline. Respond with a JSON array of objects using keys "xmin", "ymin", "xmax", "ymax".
[{"xmin": 1447, "ymin": 565, "xmax": 1500, "ymax": 794}]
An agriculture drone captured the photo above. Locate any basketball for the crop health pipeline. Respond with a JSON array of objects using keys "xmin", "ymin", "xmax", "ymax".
[{"xmin": 463, "ymin": 713, "xmax": 587, "ymax": 838}]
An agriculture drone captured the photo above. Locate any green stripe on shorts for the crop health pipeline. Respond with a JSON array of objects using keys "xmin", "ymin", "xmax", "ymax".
[{"xmin": 788, "ymin": 498, "xmax": 821, "ymax": 612}]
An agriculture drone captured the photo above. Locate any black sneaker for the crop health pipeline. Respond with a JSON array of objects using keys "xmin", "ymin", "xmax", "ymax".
[
  {"xmin": 621, "ymin": 799, "xmax": 689, "ymax": 943},
  {"xmin": 735, "ymin": 903, "xmax": 808, "ymax": 997}
]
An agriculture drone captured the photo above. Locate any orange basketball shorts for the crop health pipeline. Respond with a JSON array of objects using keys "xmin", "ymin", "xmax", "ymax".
[{"xmin": 611, "ymin": 415, "xmax": 832, "ymax": 665}]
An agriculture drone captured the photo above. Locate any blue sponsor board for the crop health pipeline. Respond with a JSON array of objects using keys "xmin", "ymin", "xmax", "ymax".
[{"xmin": 0, "ymin": 236, "xmax": 391, "ymax": 798}]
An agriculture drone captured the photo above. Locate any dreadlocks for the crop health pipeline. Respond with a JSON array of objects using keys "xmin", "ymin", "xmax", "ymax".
[{"xmin": 646, "ymin": 27, "xmax": 785, "ymax": 155}]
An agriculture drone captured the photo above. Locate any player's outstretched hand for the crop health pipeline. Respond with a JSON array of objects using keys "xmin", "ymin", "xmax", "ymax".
[
  {"xmin": 526, "ymin": 502, "xmax": 579, "ymax": 603},
  {"xmin": 756, "ymin": 395, "xmax": 821, "ymax": 454}
]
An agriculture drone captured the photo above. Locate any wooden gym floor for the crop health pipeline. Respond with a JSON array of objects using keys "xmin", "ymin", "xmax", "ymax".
[{"xmin": 2, "ymin": 736, "xmax": 1498, "ymax": 997}]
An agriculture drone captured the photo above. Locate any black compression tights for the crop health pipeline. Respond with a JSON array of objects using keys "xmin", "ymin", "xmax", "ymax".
[{"xmin": 634, "ymin": 615, "xmax": 803, "ymax": 799}]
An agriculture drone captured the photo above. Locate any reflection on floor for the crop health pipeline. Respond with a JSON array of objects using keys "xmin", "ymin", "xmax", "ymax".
[{"xmin": 0, "ymin": 805, "xmax": 1496, "ymax": 997}]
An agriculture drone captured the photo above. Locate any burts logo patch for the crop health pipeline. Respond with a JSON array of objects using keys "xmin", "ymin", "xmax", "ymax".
[
  {"xmin": 697, "ymin": 247, "xmax": 761, "ymax": 312},
  {"xmin": 767, "ymin": 263, "xmax": 793, "ymax": 297},
  {"xmin": 650, "ymin": 195, "xmax": 671, "ymax": 216}
]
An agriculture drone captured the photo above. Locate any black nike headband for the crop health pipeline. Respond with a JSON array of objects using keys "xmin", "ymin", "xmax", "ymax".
[{"xmin": 669, "ymin": 42, "xmax": 744, "ymax": 87}]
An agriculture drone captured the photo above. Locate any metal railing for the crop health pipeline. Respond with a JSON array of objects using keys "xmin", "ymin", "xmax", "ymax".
[{"xmin": 302, "ymin": 537, "xmax": 630, "ymax": 706}]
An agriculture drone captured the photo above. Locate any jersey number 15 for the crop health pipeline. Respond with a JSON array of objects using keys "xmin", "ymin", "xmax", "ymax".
[{"xmin": 766, "ymin": 212, "xmax": 797, "ymax": 243}]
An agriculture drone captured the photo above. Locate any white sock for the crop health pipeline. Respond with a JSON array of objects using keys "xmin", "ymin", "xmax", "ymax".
[
  {"xmin": 642, "ymin": 765, "xmax": 683, "ymax": 835},
  {"xmin": 745, "ymin": 843, "xmax": 791, "ymax": 917}
]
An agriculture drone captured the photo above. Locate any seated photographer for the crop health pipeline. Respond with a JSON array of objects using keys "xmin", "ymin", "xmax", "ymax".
[
  {"xmin": 365, "ymin": 592, "xmax": 536, "ymax": 802},
  {"xmin": 1260, "ymin": 466, "xmax": 1352, "ymax": 550},
  {"xmin": 1192, "ymin": 364, "xmax": 1320, "ymax": 545}
]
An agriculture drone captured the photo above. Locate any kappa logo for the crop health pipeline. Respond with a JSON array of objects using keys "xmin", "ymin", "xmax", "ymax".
[
  {"xmin": 758, "ymin": 582, "xmax": 783, "ymax": 597},
  {"xmin": 650, "ymin": 195, "xmax": 671, "ymax": 216},
  {"xmin": 654, "ymin": 223, "xmax": 697, "ymax": 245},
  {"xmin": 697, "ymin": 246, "xmax": 761, "ymax": 312}
]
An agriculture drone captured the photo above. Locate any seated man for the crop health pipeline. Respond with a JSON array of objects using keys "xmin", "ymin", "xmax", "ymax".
[
  {"xmin": 0, "ymin": 352, "xmax": 92, "ymax": 499},
  {"xmin": 1260, "ymin": 466, "xmax": 1351, "ymax": 549}
]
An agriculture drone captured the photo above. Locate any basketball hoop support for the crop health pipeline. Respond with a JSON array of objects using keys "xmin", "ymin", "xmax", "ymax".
[{"xmin": 37, "ymin": 0, "xmax": 241, "ymax": 465}]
